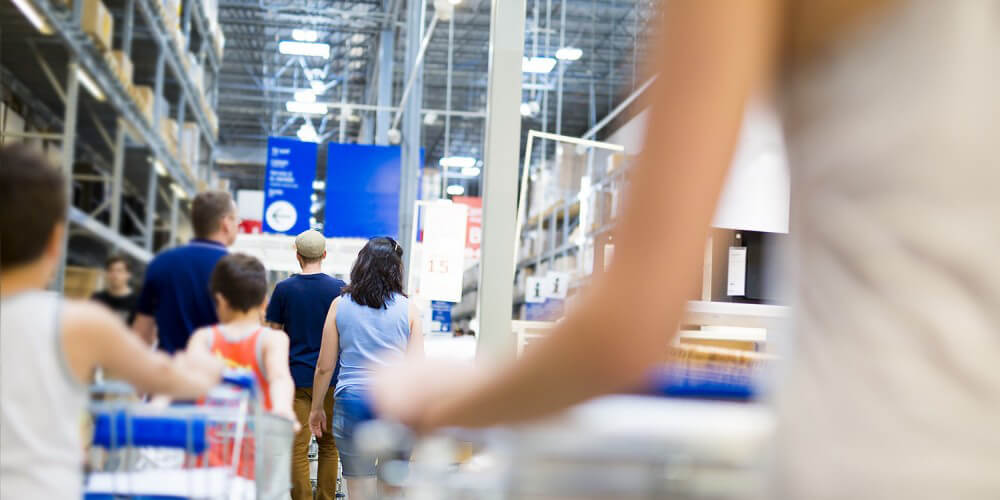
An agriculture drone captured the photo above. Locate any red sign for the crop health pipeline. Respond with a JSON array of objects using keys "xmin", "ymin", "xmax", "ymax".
[
  {"xmin": 239, "ymin": 220, "xmax": 263, "ymax": 234},
  {"xmin": 453, "ymin": 196, "xmax": 482, "ymax": 258}
]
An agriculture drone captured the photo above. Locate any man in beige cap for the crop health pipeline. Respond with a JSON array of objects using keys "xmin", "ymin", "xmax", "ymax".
[{"xmin": 265, "ymin": 229, "xmax": 345, "ymax": 500}]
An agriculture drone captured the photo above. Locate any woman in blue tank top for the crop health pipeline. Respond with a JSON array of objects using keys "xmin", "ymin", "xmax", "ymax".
[{"xmin": 307, "ymin": 237, "xmax": 423, "ymax": 500}]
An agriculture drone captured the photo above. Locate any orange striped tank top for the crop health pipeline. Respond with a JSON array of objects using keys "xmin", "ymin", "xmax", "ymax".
[{"xmin": 211, "ymin": 326, "xmax": 273, "ymax": 410}]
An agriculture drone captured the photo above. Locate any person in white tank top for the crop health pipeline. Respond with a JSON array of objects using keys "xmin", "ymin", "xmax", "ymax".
[
  {"xmin": 368, "ymin": 2, "xmax": 1000, "ymax": 498},
  {"xmin": 0, "ymin": 145, "xmax": 224, "ymax": 499}
]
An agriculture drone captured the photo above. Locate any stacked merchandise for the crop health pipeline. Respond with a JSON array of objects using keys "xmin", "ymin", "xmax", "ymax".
[
  {"xmin": 661, "ymin": 342, "xmax": 773, "ymax": 400},
  {"xmin": 105, "ymin": 50, "xmax": 134, "ymax": 96},
  {"xmin": 63, "ymin": 266, "xmax": 102, "ymax": 300},
  {"xmin": 78, "ymin": 0, "xmax": 114, "ymax": 52},
  {"xmin": 179, "ymin": 122, "xmax": 199, "ymax": 178}
]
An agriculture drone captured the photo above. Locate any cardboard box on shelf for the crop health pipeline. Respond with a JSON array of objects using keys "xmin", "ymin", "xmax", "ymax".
[
  {"xmin": 63, "ymin": 266, "xmax": 102, "ymax": 300},
  {"xmin": 180, "ymin": 122, "xmax": 199, "ymax": 167},
  {"xmin": 132, "ymin": 85, "xmax": 155, "ymax": 123},
  {"xmin": 78, "ymin": 0, "xmax": 114, "ymax": 52},
  {"xmin": 111, "ymin": 51, "xmax": 133, "ymax": 87},
  {"xmin": 556, "ymin": 144, "xmax": 586, "ymax": 200}
]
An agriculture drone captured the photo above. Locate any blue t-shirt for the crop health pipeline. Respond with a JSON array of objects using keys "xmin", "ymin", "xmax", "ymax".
[
  {"xmin": 135, "ymin": 239, "xmax": 227, "ymax": 353},
  {"xmin": 265, "ymin": 273, "xmax": 345, "ymax": 387}
]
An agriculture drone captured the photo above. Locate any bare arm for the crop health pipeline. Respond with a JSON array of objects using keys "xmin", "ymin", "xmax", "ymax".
[
  {"xmin": 309, "ymin": 298, "xmax": 340, "ymax": 437},
  {"xmin": 409, "ymin": 0, "xmax": 780, "ymax": 430},
  {"xmin": 131, "ymin": 313, "xmax": 157, "ymax": 347},
  {"xmin": 64, "ymin": 302, "xmax": 222, "ymax": 399},
  {"xmin": 263, "ymin": 330, "xmax": 297, "ymax": 423},
  {"xmin": 407, "ymin": 301, "xmax": 424, "ymax": 358}
]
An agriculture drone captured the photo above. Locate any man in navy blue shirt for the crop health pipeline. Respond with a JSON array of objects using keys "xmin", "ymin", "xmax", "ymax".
[
  {"xmin": 132, "ymin": 191, "xmax": 238, "ymax": 353},
  {"xmin": 266, "ymin": 229, "xmax": 344, "ymax": 500}
]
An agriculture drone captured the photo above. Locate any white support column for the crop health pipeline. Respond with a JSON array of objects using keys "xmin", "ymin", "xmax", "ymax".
[
  {"xmin": 399, "ymin": 0, "xmax": 426, "ymax": 278},
  {"xmin": 375, "ymin": 28, "xmax": 395, "ymax": 145},
  {"xmin": 476, "ymin": 0, "xmax": 526, "ymax": 360}
]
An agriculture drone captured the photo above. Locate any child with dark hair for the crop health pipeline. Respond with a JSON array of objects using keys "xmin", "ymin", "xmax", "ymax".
[
  {"xmin": 0, "ymin": 145, "xmax": 223, "ymax": 499},
  {"xmin": 186, "ymin": 253, "xmax": 297, "ymax": 425}
]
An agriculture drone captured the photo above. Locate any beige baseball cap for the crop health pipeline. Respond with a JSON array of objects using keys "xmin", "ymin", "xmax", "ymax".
[{"xmin": 295, "ymin": 230, "xmax": 326, "ymax": 259}]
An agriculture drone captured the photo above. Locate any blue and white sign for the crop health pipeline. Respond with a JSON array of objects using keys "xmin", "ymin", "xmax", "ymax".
[
  {"xmin": 430, "ymin": 300, "xmax": 453, "ymax": 333},
  {"xmin": 325, "ymin": 143, "xmax": 402, "ymax": 239},
  {"xmin": 263, "ymin": 137, "xmax": 317, "ymax": 235}
]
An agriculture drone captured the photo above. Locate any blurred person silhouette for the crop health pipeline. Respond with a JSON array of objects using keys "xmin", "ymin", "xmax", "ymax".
[
  {"xmin": 0, "ymin": 145, "xmax": 223, "ymax": 499},
  {"xmin": 371, "ymin": 1, "xmax": 1000, "ymax": 499},
  {"xmin": 91, "ymin": 254, "xmax": 137, "ymax": 324},
  {"xmin": 309, "ymin": 237, "xmax": 424, "ymax": 500},
  {"xmin": 132, "ymin": 190, "xmax": 239, "ymax": 353},
  {"xmin": 265, "ymin": 230, "xmax": 345, "ymax": 500}
]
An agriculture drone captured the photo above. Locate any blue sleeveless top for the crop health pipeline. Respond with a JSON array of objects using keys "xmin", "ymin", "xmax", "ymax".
[{"xmin": 334, "ymin": 293, "xmax": 410, "ymax": 396}]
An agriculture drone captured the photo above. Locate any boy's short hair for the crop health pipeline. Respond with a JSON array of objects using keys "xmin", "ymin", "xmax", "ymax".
[
  {"xmin": 191, "ymin": 191, "xmax": 234, "ymax": 239},
  {"xmin": 210, "ymin": 253, "xmax": 268, "ymax": 312},
  {"xmin": 105, "ymin": 254, "xmax": 128, "ymax": 270},
  {"xmin": 0, "ymin": 145, "xmax": 67, "ymax": 269}
]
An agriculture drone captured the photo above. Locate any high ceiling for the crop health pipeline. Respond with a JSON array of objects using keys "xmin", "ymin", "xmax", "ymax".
[{"xmin": 215, "ymin": 0, "xmax": 658, "ymax": 191}]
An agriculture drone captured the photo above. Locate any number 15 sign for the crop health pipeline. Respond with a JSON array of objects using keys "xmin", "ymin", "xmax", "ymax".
[{"xmin": 418, "ymin": 201, "xmax": 468, "ymax": 303}]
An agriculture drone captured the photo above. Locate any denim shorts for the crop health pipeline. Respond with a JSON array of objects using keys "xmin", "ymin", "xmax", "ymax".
[{"xmin": 332, "ymin": 391, "xmax": 377, "ymax": 477}]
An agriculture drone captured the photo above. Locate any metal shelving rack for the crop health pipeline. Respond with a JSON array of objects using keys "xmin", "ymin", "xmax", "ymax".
[{"xmin": 1, "ymin": 0, "xmax": 223, "ymax": 285}]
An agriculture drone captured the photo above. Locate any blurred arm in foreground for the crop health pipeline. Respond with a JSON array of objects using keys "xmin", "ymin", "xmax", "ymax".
[{"xmin": 373, "ymin": 0, "xmax": 781, "ymax": 431}]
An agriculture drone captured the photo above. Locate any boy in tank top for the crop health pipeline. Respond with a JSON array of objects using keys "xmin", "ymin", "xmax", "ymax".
[{"xmin": 185, "ymin": 253, "xmax": 298, "ymax": 477}]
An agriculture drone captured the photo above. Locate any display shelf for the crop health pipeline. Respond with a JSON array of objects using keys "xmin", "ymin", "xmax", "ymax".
[
  {"xmin": 69, "ymin": 207, "xmax": 153, "ymax": 262},
  {"xmin": 27, "ymin": 0, "xmax": 197, "ymax": 196},
  {"xmin": 683, "ymin": 301, "xmax": 789, "ymax": 330},
  {"xmin": 134, "ymin": 0, "xmax": 218, "ymax": 149},
  {"xmin": 186, "ymin": 0, "xmax": 221, "ymax": 73}
]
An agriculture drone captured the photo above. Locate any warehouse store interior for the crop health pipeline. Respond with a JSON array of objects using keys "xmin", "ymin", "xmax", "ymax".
[{"xmin": 3, "ymin": 0, "xmax": 995, "ymax": 499}]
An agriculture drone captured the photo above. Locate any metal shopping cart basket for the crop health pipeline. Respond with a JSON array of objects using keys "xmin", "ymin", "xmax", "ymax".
[
  {"xmin": 84, "ymin": 372, "xmax": 294, "ymax": 500},
  {"xmin": 352, "ymin": 368, "xmax": 774, "ymax": 500}
]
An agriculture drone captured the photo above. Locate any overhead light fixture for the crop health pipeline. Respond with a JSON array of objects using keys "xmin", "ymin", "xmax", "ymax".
[
  {"xmin": 313, "ymin": 180, "xmax": 326, "ymax": 190},
  {"xmin": 278, "ymin": 41, "xmax": 331, "ymax": 58},
  {"xmin": 310, "ymin": 80, "xmax": 326, "ymax": 93},
  {"xmin": 11, "ymin": 0, "xmax": 53, "ymax": 34},
  {"xmin": 294, "ymin": 90, "xmax": 317, "ymax": 103},
  {"xmin": 439, "ymin": 156, "xmax": 477, "ymax": 168},
  {"xmin": 461, "ymin": 166, "xmax": 481, "ymax": 177},
  {"xmin": 449, "ymin": 0, "xmax": 462, "ymax": 4},
  {"xmin": 520, "ymin": 102, "xmax": 536, "ymax": 117},
  {"xmin": 286, "ymin": 101, "xmax": 328, "ymax": 115},
  {"xmin": 310, "ymin": 193, "xmax": 318, "ymax": 202},
  {"xmin": 291, "ymin": 29, "xmax": 319, "ymax": 42},
  {"xmin": 338, "ymin": 113, "xmax": 361, "ymax": 123},
  {"xmin": 349, "ymin": 61, "xmax": 364, "ymax": 70},
  {"xmin": 171, "ymin": 182, "xmax": 187, "ymax": 199},
  {"xmin": 350, "ymin": 33, "xmax": 366, "ymax": 44},
  {"xmin": 76, "ymin": 67, "xmax": 106, "ymax": 102},
  {"xmin": 522, "ymin": 56, "xmax": 557, "ymax": 74},
  {"xmin": 446, "ymin": 185, "xmax": 465, "ymax": 196},
  {"xmin": 297, "ymin": 122, "xmax": 319, "ymax": 142},
  {"xmin": 555, "ymin": 47, "xmax": 583, "ymax": 61},
  {"xmin": 423, "ymin": 112, "xmax": 438, "ymax": 125},
  {"xmin": 153, "ymin": 160, "xmax": 168, "ymax": 176},
  {"xmin": 349, "ymin": 47, "xmax": 365, "ymax": 57}
]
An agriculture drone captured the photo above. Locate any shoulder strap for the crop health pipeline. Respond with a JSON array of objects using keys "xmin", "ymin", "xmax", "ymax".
[{"xmin": 252, "ymin": 328, "xmax": 267, "ymax": 380}]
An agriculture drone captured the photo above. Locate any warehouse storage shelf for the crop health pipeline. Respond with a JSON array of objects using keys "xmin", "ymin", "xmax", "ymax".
[
  {"xmin": 134, "ymin": 0, "xmax": 219, "ymax": 150},
  {"xmin": 26, "ymin": 0, "xmax": 198, "ymax": 197},
  {"xmin": 68, "ymin": 207, "xmax": 153, "ymax": 262},
  {"xmin": 185, "ymin": 0, "xmax": 221, "ymax": 73}
]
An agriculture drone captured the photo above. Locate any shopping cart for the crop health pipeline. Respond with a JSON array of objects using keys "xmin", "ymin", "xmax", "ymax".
[
  {"xmin": 84, "ymin": 372, "xmax": 295, "ymax": 500},
  {"xmin": 346, "ymin": 367, "xmax": 772, "ymax": 499}
]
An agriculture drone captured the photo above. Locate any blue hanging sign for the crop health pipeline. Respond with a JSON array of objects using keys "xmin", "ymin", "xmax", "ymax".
[
  {"xmin": 263, "ymin": 137, "xmax": 317, "ymax": 235},
  {"xmin": 430, "ymin": 300, "xmax": 453, "ymax": 333}
]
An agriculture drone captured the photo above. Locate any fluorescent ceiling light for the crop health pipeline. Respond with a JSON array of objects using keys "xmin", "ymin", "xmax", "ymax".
[
  {"xmin": 439, "ymin": 156, "xmax": 477, "ymax": 168},
  {"xmin": 153, "ymin": 160, "xmax": 168, "ymax": 177},
  {"xmin": 170, "ymin": 183, "xmax": 187, "ymax": 199},
  {"xmin": 555, "ymin": 47, "xmax": 583, "ymax": 61},
  {"xmin": 461, "ymin": 166, "xmax": 481, "ymax": 177},
  {"xmin": 446, "ymin": 185, "xmax": 465, "ymax": 196},
  {"xmin": 350, "ymin": 34, "xmax": 366, "ymax": 44},
  {"xmin": 349, "ymin": 47, "xmax": 364, "ymax": 57},
  {"xmin": 11, "ymin": 0, "xmax": 53, "ymax": 34},
  {"xmin": 310, "ymin": 80, "xmax": 326, "ymax": 93},
  {"xmin": 313, "ymin": 180, "xmax": 325, "ymax": 190},
  {"xmin": 338, "ymin": 113, "xmax": 361, "ymax": 123},
  {"xmin": 294, "ymin": 90, "xmax": 317, "ymax": 103},
  {"xmin": 522, "ymin": 56, "xmax": 557, "ymax": 74},
  {"xmin": 449, "ymin": 0, "xmax": 462, "ymax": 4},
  {"xmin": 349, "ymin": 61, "xmax": 364, "ymax": 70},
  {"xmin": 310, "ymin": 193, "xmax": 318, "ymax": 202},
  {"xmin": 297, "ymin": 122, "xmax": 319, "ymax": 142},
  {"xmin": 423, "ymin": 112, "xmax": 438, "ymax": 125},
  {"xmin": 278, "ymin": 41, "xmax": 330, "ymax": 58},
  {"xmin": 286, "ymin": 101, "xmax": 328, "ymax": 115},
  {"xmin": 291, "ymin": 29, "xmax": 319, "ymax": 42},
  {"xmin": 76, "ymin": 68, "xmax": 106, "ymax": 102},
  {"xmin": 520, "ymin": 103, "xmax": 533, "ymax": 116}
]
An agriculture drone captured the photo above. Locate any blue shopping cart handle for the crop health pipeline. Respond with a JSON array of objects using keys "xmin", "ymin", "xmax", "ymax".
[
  {"xmin": 91, "ymin": 411, "xmax": 209, "ymax": 453},
  {"xmin": 221, "ymin": 371, "xmax": 257, "ymax": 394},
  {"xmin": 646, "ymin": 368, "xmax": 756, "ymax": 401}
]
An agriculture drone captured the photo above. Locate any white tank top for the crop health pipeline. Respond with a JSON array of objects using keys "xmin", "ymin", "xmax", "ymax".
[
  {"xmin": 1, "ymin": 291, "xmax": 87, "ymax": 499},
  {"xmin": 774, "ymin": 2, "xmax": 1000, "ymax": 498}
]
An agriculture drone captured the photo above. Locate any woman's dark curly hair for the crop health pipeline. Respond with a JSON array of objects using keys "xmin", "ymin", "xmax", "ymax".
[{"xmin": 342, "ymin": 237, "xmax": 406, "ymax": 309}]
